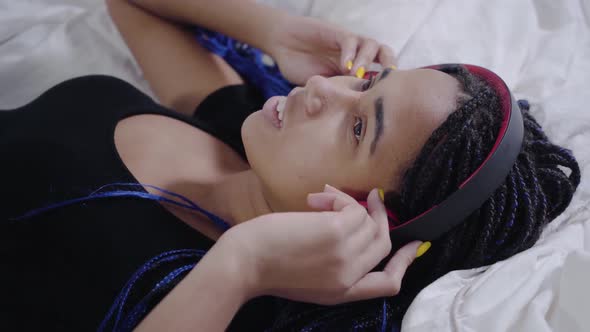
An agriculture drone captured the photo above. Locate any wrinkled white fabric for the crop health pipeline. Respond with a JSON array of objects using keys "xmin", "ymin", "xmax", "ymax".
[{"xmin": 1, "ymin": 0, "xmax": 589, "ymax": 331}]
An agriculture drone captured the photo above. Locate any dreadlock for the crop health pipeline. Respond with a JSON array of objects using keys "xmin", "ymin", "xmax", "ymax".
[{"xmin": 267, "ymin": 65, "xmax": 581, "ymax": 331}]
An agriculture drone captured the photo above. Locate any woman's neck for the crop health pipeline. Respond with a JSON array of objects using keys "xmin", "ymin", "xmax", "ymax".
[
  {"xmin": 161, "ymin": 170, "xmax": 273, "ymax": 235},
  {"xmin": 198, "ymin": 170, "xmax": 273, "ymax": 226}
]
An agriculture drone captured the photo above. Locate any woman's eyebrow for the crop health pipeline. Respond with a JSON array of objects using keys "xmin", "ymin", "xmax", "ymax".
[
  {"xmin": 370, "ymin": 97, "xmax": 384, "ymax": 155},
  {"xmin": 366, "ymin": 68, "xmax": 389, "ymax": 155}
]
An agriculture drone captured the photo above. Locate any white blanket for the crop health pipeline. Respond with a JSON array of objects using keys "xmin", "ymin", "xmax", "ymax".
[{"xmin": 1, "ymin": 0, "xmax": 589, "ymax": 331}]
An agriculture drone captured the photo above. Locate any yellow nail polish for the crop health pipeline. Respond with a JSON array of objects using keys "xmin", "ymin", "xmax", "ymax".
[
  {"xmin": 346, "ymin": 60, "xmax": 353, "ymax": 71},
  {"xmin": 390, "ymin": 65, "xmax": 397, "ymax": 70},
  {"xmin": 355, "ymin": 66, "xmax": 366, "ymax": 79},
  {"xmin": 378, "ymin": 188, "xmax": 385, "ymax": 202},
  {"xmin": 416, "ymin": 241, "xmax": 431, "ymax": 258}
]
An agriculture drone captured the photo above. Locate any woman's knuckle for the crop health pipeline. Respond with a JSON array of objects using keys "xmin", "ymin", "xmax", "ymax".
[
  {"xmin": 366, "ymin": 38, "xmax": 378, "ymax": 48},
  {"xmin": 382, "ymin": 239, "xmax": 392, "ymax": 255},
  {"xmin": 335, "ymin": 274, "xmax": 353, "ymax": 289},
  {"xmin": 351, "ymin": 205, "xmax": 367, "ymax": 219},
  {"xmin": 389, "ymin": 282, "xmax": 401, "ymax": 296},
  {"xmin": 404, "ymin": 254, "xmax": 414, "ymax": 267},
  {"xmin": 346, "ymin": 35, "xmax": 358, "ymax": 45}
]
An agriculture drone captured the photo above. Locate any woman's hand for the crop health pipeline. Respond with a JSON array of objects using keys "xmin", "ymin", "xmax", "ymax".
[
  {"xmin": 266, "ymin": 15, "xmax": 396, "ymax": 85},
  {"xmin": 220, "ymin": 185, "xmax": 421, "ymax": 305}
]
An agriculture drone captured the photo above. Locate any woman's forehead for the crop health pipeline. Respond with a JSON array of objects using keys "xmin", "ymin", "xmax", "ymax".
[
  {"xmin": 377, "ymin": 68, "xmax": 460, "ymax": 123},
  {"xmin": 368, "ymin": 69, "xmax": 460, "ymax": 188}
]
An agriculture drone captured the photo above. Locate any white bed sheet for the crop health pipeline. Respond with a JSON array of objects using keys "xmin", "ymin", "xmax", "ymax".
[{"xmin": 1, "ymin": 0, "xmax": 589, "ymax": 331}]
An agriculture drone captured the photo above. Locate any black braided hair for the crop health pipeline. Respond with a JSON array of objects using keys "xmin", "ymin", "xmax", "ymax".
[{"xmin": 268, "ymin": 65, "xmax": 581, "ymax": 331}]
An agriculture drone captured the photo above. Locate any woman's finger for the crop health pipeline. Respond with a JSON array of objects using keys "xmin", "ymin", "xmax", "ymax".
[
  {"xmin": 323, "ymin": 184, "xmax": 358, "ymax": 205},
  {"xmin": 344, "ymin": 189, "xmax": 391, "ymax": 278},
  {"xmin": 307, "ymin": 192, "xmax": 338, "ymax": 211},
  {"xmin": 377, "ymin": 44, "xmax": 396, "ymax": 68},
  {"xmin": 351, "ymin": 38, "xmax": 380, "ymax": 77},
  {"xmin": 338, "ymin": 240, "xmax": 423, "ymax": 302},
  {"xmin": 339, "ymin": 35, "xmax": 359, "ymax": 74},
  {"xmin": 382, "ymin": 240, "xmax": 423, "ymax": 275},
  {"xmin": 307, "ymin": 192, "xmax": 355, "ymax": 213},
  {"xmin": 366, "ymin": 188, "xmax": 388, "ymax": 231},
  {"xmin": 307, "ymin": 191, "xmax": 366, "ymax": 233},
  {"xmin": 346, "ymin": 206, "xmax": 380, "ymax": 254}
]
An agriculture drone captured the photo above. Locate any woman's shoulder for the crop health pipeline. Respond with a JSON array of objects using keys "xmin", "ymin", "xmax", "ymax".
[
  {"xmin": 42, "ymin": 75, "xmax": 164, "ymax": 116},
  {"xmin": 1, "ymin": 75, "xmax": 168, "ymax": 127}
]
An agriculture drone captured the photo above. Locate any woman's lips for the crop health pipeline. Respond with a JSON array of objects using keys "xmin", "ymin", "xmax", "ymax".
[{"xmin": 261, "ymin": 96, "xmax": 282, "ymax": 129}]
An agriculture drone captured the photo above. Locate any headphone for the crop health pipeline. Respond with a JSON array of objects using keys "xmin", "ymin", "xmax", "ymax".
[{"xmin": 359, "ymin": 64, "xmax": 524, "ymax": 245}]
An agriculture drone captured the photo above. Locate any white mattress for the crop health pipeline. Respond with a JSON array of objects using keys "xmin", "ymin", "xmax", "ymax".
[{"xmin": 1, "ymin": 0, "xmax": 589, "ymax": 331}]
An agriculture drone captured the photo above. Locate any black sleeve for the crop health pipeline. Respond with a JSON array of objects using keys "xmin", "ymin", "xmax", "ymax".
[{"xmin": 192, "ymin": 84, "xmax": 265, "ymax": 160}]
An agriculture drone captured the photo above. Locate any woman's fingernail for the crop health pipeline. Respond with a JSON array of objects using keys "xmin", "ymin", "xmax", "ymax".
[
  {"xmin": 355, "ymin": 66, "xmax": 365, "ymax": 78},
  {"xmin": 416, "ymin": 241, "xmax": 431, "ymax": 258},
  {"xmin": 346, "ymin": 60, "xmax": 353, "ymax": 71},
  {"xmin": 390, "ymin": 65, "xmax": 398, "ymax": 70},
  {"xmin": 378, "ymin": 188, "xmax": 385, "ymax": 202}
]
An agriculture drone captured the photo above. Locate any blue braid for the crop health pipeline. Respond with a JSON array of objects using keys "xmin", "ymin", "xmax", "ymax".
[
  {"xmin": 193, "ymin": 26, "xmax": 294, "ymax": 99},
  {"xmin": 121, "ymin": 263, "xmax": 197, "ymax": 331},
  {"xmin": 10, "ymin": 182, "xmax": 224, "ymax": 331},
  {"xmin": 495, "ymin": 173, "xmax": 518, "ymax": 246},
  {"xmin": 99, "ymin": 249, "xmax": 205, "ymax": 332},
  {"xmin": 380, "ymin": 299, "xmax": 388, "ymax": 332},
  {"xmin": 11, "ymin": 183, "xmax": 231, "ymax": 231}
]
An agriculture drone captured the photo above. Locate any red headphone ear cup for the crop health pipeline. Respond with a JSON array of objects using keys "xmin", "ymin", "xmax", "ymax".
[{"xmin": 364, "ymin": 71, "xmax": 380, "ymax": 80}]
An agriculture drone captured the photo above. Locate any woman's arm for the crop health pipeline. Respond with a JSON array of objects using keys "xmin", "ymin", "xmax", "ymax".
[
  {"xmin": 113, "ymin": 0, "xmax": 395, "ymax": 87},
  {"xmin": 127, "ymin": 0, "xmax": 284, "ymax": 55},
  {"xmin": 107, "ymin": 0, "xmax": 243, "ymax": 115},
  {"xmin": 136, "ymin": 187, "xmax": 423, "ymax": 330},
  {"xmin": 135, "ymin": 237, "xmax": 254, "ymax": 331}
]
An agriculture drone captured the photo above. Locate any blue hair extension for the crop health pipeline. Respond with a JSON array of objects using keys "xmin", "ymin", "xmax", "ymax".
[
  {"xmin": 300, "ymin": 321, "xmax": 324, "ymax": 332},
  {"xmin": 347, "ymin": 298, "xmax": 389, "ymax": 331},
  {"xmin": 381, "ymin": 299, "xmax": 388, "ymax": 332},
  {"xmin": 193, "ymin": 26, "xmax": 294, "ymax": 99},
  {"xmin": 98, "ymin": 249, "xmax": 205, "ymax": 332},
  {"xmin": 11, "ymin": 183, "xmax": 227, "ymax": 331},
  {"xmin": 121, "ymin": 263, "xmax": 197, "ymax": 331},
  {"xmin": 12, "ymin": 183, "xmax": 231, "ymax": 231}
]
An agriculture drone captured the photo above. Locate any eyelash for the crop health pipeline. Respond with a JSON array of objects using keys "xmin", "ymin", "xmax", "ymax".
[
  {"xmin": 353, "ymin": 77, "xmax": 373, "ymax": 143},
  {"xmin": 353, "ymin": 117, "xmax": 363, "ymax": 142}
]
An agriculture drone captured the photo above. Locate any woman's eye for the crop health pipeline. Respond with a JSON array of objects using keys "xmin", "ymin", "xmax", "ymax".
[{"xmin": 353, "ymin": 117, "xmax": 363, "ymax": 142}]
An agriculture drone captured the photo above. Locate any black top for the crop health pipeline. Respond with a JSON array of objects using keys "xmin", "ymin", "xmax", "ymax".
[{"xmin": 0, "ymin": 76, "xmax": 278, "ymax": 331}]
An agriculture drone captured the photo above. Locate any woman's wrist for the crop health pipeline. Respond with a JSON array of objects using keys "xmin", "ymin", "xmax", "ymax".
[
  {"xmin": 210, "ymin": 226, "xmax": 264, "ymax": 301},
  {"xmin": 136, "ymin": 229, "xmax": 261, "ymax": 331},
  {"xmin": 244, "ymin": 4, "xmax": 291, "ymax": 56}
]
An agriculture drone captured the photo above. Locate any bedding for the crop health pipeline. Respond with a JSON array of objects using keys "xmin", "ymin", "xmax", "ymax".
[{"xmin": 1, "ymin": 0, "xmax": 588, "ymax": 330}]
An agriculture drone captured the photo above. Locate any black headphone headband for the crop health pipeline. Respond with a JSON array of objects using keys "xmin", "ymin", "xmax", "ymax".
[{"xmin": 388, "ymin": 64, "xmax": 524, "ymax": 244}]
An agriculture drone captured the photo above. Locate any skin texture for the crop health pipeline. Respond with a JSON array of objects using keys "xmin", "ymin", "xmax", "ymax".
[{"xmin": 242, "ymin": 68, "xmax": 462, "ymax": 213}]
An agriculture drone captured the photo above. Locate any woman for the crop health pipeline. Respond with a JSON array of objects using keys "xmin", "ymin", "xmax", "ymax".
[{"xmin": 0, "ymin": 0, "xmax": 580, "ymax": 331}]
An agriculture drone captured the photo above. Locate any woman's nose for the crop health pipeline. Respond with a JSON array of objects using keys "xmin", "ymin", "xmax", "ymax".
[{"xmin": 304, "ymin": 75, "xmax": 356, "ymax": 117}]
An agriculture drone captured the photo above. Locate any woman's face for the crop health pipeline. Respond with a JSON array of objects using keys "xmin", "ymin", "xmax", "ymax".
[{"xmin": 242, "ymin": 68, "xmax": 461, "ymax": 212}]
